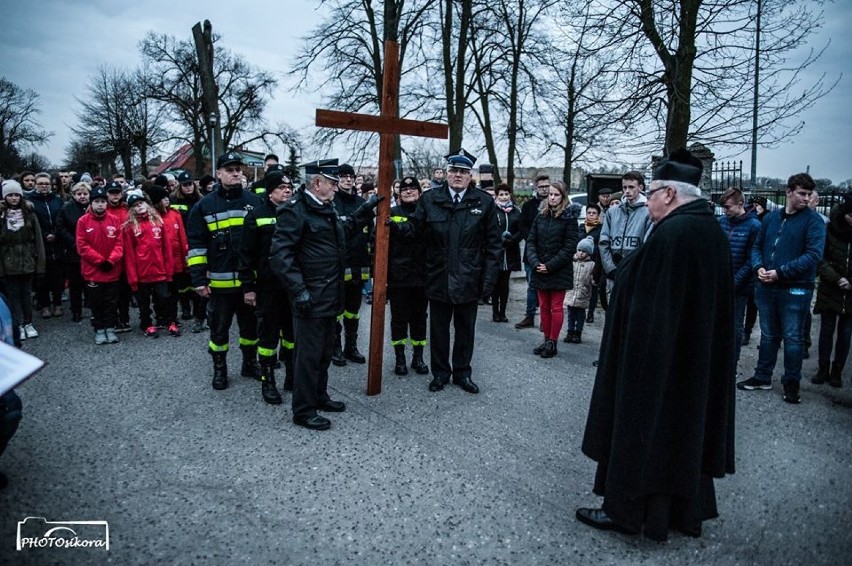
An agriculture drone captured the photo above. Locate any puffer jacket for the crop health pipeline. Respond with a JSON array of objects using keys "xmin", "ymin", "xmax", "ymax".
[
  {"xmin": 815, "ymin": 204, "xmax": 852, "ymax": 315},
  {"xmin": 564, "ymin": 257, "xmax": 595, "ymax": 308},
  {"xmin": 527, "ymin": 203, "xmax": 581, "ymax": 291},
  {"xmin": 0, "ymin": 200, "xmax": 45, "ymax": 277},
  {"xmin": 718, "ymin": 208, "xmax": 761, "ymax": 296}
]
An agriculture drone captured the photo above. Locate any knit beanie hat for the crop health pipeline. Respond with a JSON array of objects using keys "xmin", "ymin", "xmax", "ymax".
[
  {"xmin": 2, "ymin": 180, "xmax": 24, "ymax": 198},
  {"xmin": 577, "ymin": 236, "xmax": 595, "ymax": 256}
]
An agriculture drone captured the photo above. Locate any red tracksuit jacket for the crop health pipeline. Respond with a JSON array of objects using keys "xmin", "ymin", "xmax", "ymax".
[
  {"xmin": 122, "ymin": 214, "xmax": 173, "ymax": 291},
  {"xmin": 76, "ymin": 210, "xmax": 124, "ymax": 283},
  {"xmin": 161, "ymin": 208, "xmax": 188, "ymax": 275}
]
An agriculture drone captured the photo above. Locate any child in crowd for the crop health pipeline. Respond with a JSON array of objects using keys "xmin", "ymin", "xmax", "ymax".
[
  {"xmin": 148, "ymin": 185, "xmax": 188, "ymax": 336},
  {"xmin": 76, "ymin": 186, "xmax": 124, "ymax": 344},
  {"xmin": 122, "ymin": 193, "xmax": 175, "ymax": 338},
  {"xmin": 563, "ymin": 237, "xmax": 596, "ymax": 344}
]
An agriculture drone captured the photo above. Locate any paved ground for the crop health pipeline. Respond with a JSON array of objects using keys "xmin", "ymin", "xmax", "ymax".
[{"xmin": 1, "ymin": 278, "xmax": 851, "ymax": 565}]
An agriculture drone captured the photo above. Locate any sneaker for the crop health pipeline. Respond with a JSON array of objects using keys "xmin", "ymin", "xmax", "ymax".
[
  {"xmin": 94, "ymin": 329, "xmax": 108, "ymax": 345},
  {"xmin": 18, "ymin": 325, "xmax": 27, "ymax": 341},
  {"xmin": 737, "ymin": 377, "xmax": 772, "ymax": 391},
  {"xmin": 115, "ymin": 321, "xmax": 132, "ymax": 333},
  {"xmin": 167, "ymin": 322, "xmax": 181, "ymax": 337},
  {"xmin": 104, "ymin": 328, "xmax": 119, "ymax": 344},
  {"xmin": 191, "ymin": 319, "xmax": 207, "ymax": 334},
  {"xmin": 144, "ymin": 326, "xmax": 160, "ymax": 338},
  {"xmin": 783, "ymin": 381, "xmax": 801, "ymax": 404},
  {"xmin": 40, "ymin": 307, "xmax": 52, "ymax": 319},
  {"xmin": 24, "ymin": 324, "xmax": 39, "ymax": 339}
]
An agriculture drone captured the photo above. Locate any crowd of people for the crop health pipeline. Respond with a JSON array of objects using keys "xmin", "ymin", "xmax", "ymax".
[{"xmin": 0, "ymin": 145, "xmax": 843, "ymax": 543}]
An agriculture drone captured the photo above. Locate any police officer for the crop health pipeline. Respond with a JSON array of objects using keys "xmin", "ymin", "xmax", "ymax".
[
  {"xmin": 239, "ymin": 170, "xmax": 296, "ymax": 405},
  {"xmin": 187, "ymin": 152, "xmax": 265, "ymax": 390},
  {"xmin": 328, "ymin": 163, "xmax": 371, "ymax": 366},
  {"xmin": 386, "ymin": 176, "xmax": 429, "ymax": 376},
  {"xmin": 397, "ymin": 149, "xmax": 501, "ymax": 394},
  {"xmin": 269, "ymin": 159, "xmax": 381, "ymax": 430}
]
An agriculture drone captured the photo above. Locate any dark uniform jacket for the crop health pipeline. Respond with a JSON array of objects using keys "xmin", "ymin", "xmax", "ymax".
[
  {"xmin": 387, "ymin": 202, "xmax": 425, "ymax": 289},
  {"xmin": 269, "ymin": 191, "xmax": 374, "ymax": 318},
  {"xmin": 238, "ymin": 197, "xmax": 282, "ymax": 292},
  {"xmin": 495, "ymin": 203, "xmax": 522, "ymax": 272},
  {"xmin": 815, "ymin": 204, "xmax": 852, "ymax": 315},
  {"xmin": 527, "ymin": 204, "xmax": 581, "ymax": 291},
  {"xmin": 169, "ymin": 192, "xmax": 200, "ymax": 227},
  {"xmin": 401, "ymin": 183, "xmax": 501, "ymax": 304},
  {"xmin": 582, "ymin": 198, "xmax": 736, "ymax": 503},
  {"xmin": 333, "ymin": 189, "xmax": 371, "ymax": 283},
  {"xmin": 186, "ymin": 183, "xmax": 264, "ymax": 293}
]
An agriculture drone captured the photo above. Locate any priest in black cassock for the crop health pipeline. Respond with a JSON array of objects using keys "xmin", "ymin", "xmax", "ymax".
[{"xmin": 576, "ymin": 148, "xmax": 736, "ymax": 542}]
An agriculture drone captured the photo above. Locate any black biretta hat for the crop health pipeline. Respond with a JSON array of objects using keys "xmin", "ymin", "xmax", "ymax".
[{"xmin": 652, "ymin": 148, "xmax": 703, "ymax": 186}]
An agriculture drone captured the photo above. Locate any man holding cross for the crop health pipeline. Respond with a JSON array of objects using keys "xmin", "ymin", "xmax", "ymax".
[{"xmin": 397, "ymin": 149, "xmax": 501, "ymax": 394}]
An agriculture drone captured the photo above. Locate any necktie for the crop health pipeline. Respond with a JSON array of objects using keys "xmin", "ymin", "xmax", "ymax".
[{"xmin": 454, "ymin": 193, "xmax": 460, "ymax": 205}]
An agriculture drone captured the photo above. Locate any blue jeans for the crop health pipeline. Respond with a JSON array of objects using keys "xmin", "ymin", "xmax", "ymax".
[
  {"xmin": 753, "ymin": 285, "xmax": 813, "ymax": 384},
  {"xmin": 733, "ymin": 294, "xmax": 749, "ymax": 365},
  {"xmin": 524, "ymin": 263, "xmax": 538, "ymax": 317}
]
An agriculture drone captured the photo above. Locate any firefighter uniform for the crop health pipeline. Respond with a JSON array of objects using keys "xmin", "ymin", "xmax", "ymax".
[
  {"xmin": 186, "ymin": 152, "xmax": 264, "ymax": 390},
  {"xmin": 238, "ymin": 172, "xmax": 296, "ymax": 405},
  {"xmin": 171, "ymin": 171, "xmax": 205, "ymax": 327}
]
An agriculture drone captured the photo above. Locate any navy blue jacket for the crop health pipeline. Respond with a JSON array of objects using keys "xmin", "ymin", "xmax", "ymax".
[
  {"xmin": 718, "ymin": 208, "xmax": 761, "ymax": 295},
  {"xmin": 751, "ymin": 207, "xmax": 826, "ymax": 289}
]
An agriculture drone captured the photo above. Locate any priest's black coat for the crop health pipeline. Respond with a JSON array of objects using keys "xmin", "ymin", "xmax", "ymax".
[{"xmin": 581, "ymin": 198, "xmax": 736, "ymax": 503}]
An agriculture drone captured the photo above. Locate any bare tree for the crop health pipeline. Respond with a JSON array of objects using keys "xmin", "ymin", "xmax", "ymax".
[
  {"xmin": 596, "ymin": 0, "xmax": 836, "ymax": 155},
  {"xmin": 0, "ymin": 77, "xmax": 52, "ymax": 174},
  {"xmin": 140, "ymin": 31, "xmax": 298, "ymax": 176}
]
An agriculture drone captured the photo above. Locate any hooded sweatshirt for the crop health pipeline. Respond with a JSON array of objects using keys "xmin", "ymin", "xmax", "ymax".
[{"xmin": 599, "ymin": 194, "xmax": 652, "ymax": 275}]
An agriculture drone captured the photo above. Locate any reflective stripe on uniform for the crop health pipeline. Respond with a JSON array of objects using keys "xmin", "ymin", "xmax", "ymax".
[
  {"xmin": 239, "ymin": 337, "xmax": 259, "ymax": 347},
  {"xmin": 256, "ymin": 217, "xmax": 276, "ymax": 226},
  {"xmin": 279, "ymin": 339, "xmax": 295, "ymax": 350},
  {"xmin": 204, "ymin": 209, "xmax": 248, "ymax": 231},
  {"xmin": 391, "ymin": 338, "xmax": 408, "ymax": 346},
  {"xmin": 410, "ymin": 339, "xmax": 427, "ymax": 346},
  {"xmin": 208, "ymin": 272, "xmax": 241, "ymax": 289},
  {"xmin": 208, "ymin": 341, "xmax": 229, "ymax": 352},
  {"xmin": 389, "ymin": 216, "xmax": 408, "ymax": 223},
  {"xmin": 343, "ymin": 310, "xmax": 360, "ymax": 320},
  {"xmin": 187, "ymin": 248, "xmax": 208, "ymax": 266},
  {"xmin": 258, "ymin": 346, "xmax": 276, "ymax": 357}
]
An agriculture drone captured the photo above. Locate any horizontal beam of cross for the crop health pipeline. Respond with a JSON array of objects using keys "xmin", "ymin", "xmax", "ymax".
[{"xmin": 315, "ymin": 109, "xmax": 449, "ymax": 139}]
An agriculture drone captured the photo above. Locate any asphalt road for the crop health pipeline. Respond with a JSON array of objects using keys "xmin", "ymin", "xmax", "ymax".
[{"xmin": 1, "ymin": 281, "xmax": 850, "ymax": 565}]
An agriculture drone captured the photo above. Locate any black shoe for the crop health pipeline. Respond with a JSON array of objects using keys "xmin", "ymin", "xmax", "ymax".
[
  {"xmin": 737, "ymin": 377, "xmax": 772, "ymax": 391},
  {"xmin": 411, "ymin": 351, "xmax": 430, "ymax": 374},
  {"xmin": 319, "ymin": 400, "xmax": 346, "ymax": 412},
  {"xmin": 293, "ymin": 415, "xmax": 331, "ymax": 430},
  {"xmin": 539, "ymin": 339, "xmax": 557, "ymax": 359},
  {"xmin": 395, "ymin": 361, "xmax": 408, "ymax": 376},
  {"xmin": 592, "ymin": 360, "xmax": 599, "ymax": 367},
  {"xmin": 575, "ymin": 508, "xmax": 638, "ymax": 535},
  {"xmin": 344, "ymin": 344, "xmax": 366, "ymax": 364},
  {"xmin": 72, "ymin": 312, "xmax": 83, "ymax": 323},
  {"xmin": 115, "ymin": 321, "xmax": 132, "ymax": 333},
  {"xmin": 261, "ymin": 381, "xmax": 282, "ymax": 405},
  {"xmin": 515, "ymin": 315, "xmax": 535, "ymax": 329},
  {"xmin": 562, "ymin": 332, "xmax": 574, "ymax": 344},
  {"xmin": 812, "ymin": 363, "xmax": 829, "ymax": 384},
  {"xmin": 241, "ymin": 359, "xmax": 262, "ymax": 380},
  {"xmin": 212, "ymin": 374, "xmax": 228, "ymax": 390},
  {"xmin": 572, "ymin": 332, "xmax": 582, "ymax": 344},
  {"xmin": 332, "ymin": 339, "xmax": 346, "ymax": 366},
  {"xmin": 829, "ymin": 363, "xmax": 843, "ymax": 388},
  {"xmin": 741, "ymin": 333, "xmax": 751, "ymax": 346},
  {"xmin": 586, "ymin": 312, "xmax": 594, "ymax": 324},
  {"xmin": 500, "ymin": 315, "xmax": 509, "ymax": 322},
  {"xmin": 429, "ymin": 376, "xmax": 448, "ymax": 392},
  {"xmin": 453, "ymin": 376, "xmax": 479, "ymax": 394},
  {"xmin": 783, "ymin": 381, "xmax": 801, "ymax": 404}
]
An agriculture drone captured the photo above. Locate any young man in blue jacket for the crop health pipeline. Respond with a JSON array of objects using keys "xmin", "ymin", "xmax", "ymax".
[{"xmin": 739, "ymin": 173, "xmax": 826, "ymax": 403}]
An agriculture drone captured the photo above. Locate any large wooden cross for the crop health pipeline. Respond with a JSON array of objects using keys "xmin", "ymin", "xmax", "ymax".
[{"xmin": 316, "ymin": 40, "xmax": 448, "ymax": 396}]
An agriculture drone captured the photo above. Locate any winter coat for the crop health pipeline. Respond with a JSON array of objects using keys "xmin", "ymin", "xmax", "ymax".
[
  {"xmin": 565, "ymin": 258, "xmax": 594, "ymax": 308},
  {"xmin": 333, "ymin": 189, "xmax": 372, "ymax": 283},
  {"xmin": 25, "ymin": 190, "xmax": 63, "ymax": 260},
  {"xmin": 815, "ymin": 205, "xmax": 852, "ymax": 315},
  {"xmin": 55, "ymin": 199, "xmax": 88, "ymax": 263},
  {"xmin": 580, "ymin": 221, "xmax": 604, "ymax": 285},
  {"xmin": 76, "ymin": 210, "xmax": 124, "ymax": 282},
  {"xmin": 718, "ymin": 208, "xmax": 761, "ymax": 296},
  {"xmin": 599, "ymin": 196, "xmax": 652, "ymax": 275},
  {"xmin": 169, "ymin": 192, "xmax": 199, "ymax": 229},
  {"xmin": 752, "ymin": 207, "xmax": 826, "ymax": 289},
  {"xmin": 238, "ymin": 198, "xmax": 282, "ymax": 292},
  {"xmin": 386, "ymin": 202, "xmax": 426, "ymax": 289},
  {"xmin": 107, "ymin": 203, "xmax": 129, "ymax": 225},
  {"xmin": 0, "ymin": 200, "xmax": 45, "ymax": 277},
  {"xmin": 399, "ymin": 184, "xmax": 502, "ymax": 304},
  {"xmin": 494, "ymin": 203, "xmax": 522, "ymax": 272},
  {"xmin": 519, "ymin": 195, "xmax": 544, "ymax": 262},
  {"xmin": 527, "ymin": 204, "xmax": 581, "ymax": 291},
  {"xmin": 161, "ymin": 208, "xmax": 188, "ymax": 275},
  {"xmin": 123, "ymin": 215, "xmax": 173, "ymax": 291},
  {"xmin": 269, "ymin": 190, "xmax": 375, "ymax": 318}
]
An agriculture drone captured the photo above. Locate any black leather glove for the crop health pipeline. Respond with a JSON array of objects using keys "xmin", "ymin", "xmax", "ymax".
[
  {"xmin": 294, "ymin": 289, "xmax": 312, "ymax": 317},
  {"xmin": 98, "ymin": 260, "xmax": 113, "ymax": 272},
  {"xmin": 385, "ymin": 218, "xmax": 399, "ymax": 233},
  {"xmin": 364, "ymin": 193, "xmax": 385, "ymax": 211}
]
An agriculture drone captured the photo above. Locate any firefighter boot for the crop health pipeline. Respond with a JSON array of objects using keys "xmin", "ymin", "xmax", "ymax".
[
  {"xmin": 411, "ymin": 345, "xmax": 429, "ymax": 375},
  {"xmin": 241, "ymin": 347, "xmax": 262, "ymax": 380},
  {"xmin": 211, "ymin": 351, "xmax": 228, "ymax": 390},
  {"xmin": 394, "ymin": 345, "xmax": 408, "ymax": 376},
  {"xmin": 344, "ymin": 333, "xmax": 366, "ymax": 364},
  {"xmin": 259, "ymin": 357, "xmax": 282, "ymax": 405}
]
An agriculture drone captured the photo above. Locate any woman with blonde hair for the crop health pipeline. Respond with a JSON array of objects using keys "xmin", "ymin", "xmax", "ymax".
[{"xmin": 526, "ymin": 181, "xmax": 581, "ymax": 358}]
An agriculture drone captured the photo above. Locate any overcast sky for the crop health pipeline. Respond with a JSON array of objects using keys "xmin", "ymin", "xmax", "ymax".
[{"xmin": 1, "ymin": 0, "xmax": 849, "ymax": 182}]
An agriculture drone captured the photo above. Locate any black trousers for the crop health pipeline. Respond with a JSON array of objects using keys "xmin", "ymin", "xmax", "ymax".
[
  {"xmin": 87, "ymin": 281, "xmax": 119, "ymax": 330},
  {"xmin": 136, "ymin": 281, "xmax": 174, "ymax": 329},
  {"xmin": 490, "ymin": 271, "xmax": 511, "ymax": 318},
  {"xmin": 117, "ymin": 274, "xmax": 131, "ymax": 325},
  {"xmin": 335, "ymin": 281, "xmax": 363, "ymax": 338},
  {"xmin": 34, "ymin": 259, "xmax": 64, "ymax": 309},
  {"xmin": 207, "ymin": 292, "xmax": 258, "ymax": 352},
  {"xmin": 255, "ymin": 289, "xmax": 294, "ymax": 359},
  {"xmin": 64, "ymin": 261, "xmax": 86, "ymax": 316},
  {"xmin": 388, "ymin": 286, "xmax": 427, "ymax": 345},
  {"xmin": 293, "ymin": 315, "xmax": 334, "ymax": 419},
  {"xmin": 429, "ymin": 299, "xmax": 478, "ymax": 381}
]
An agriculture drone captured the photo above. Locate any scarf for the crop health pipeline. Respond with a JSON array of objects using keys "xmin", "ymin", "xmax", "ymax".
[
  {"xmin": 584, "ymin": 217, "xmax": 601, "ymax": 232},
  {"xmin": 496, "ymin": 199, "xmax": 514, "ymax": 213},
  {"xmin": 5, "ymin": 208, "xmax": 24, "ymax": 232}
]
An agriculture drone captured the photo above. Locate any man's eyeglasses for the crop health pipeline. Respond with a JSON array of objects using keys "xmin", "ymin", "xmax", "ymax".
[
  {"xmin": 35, "ymin": 183, "xmax": 50, "ymax": 187},
  {"xmin": 223, "ymin": 167, "xmax": 242, "ymax": 173},
  {"xmin": 646, "ymin": 185, "xmax": 669, "ymax": 198}
]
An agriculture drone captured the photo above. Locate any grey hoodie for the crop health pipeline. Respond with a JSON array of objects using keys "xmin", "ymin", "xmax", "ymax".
[{"xmin": 599, "ymin": 194, "xmax": 653, "ymax": 275}]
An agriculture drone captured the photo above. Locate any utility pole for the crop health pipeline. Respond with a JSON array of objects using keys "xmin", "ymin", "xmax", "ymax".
[{"xmin": 750, "ymin": 0, "xmax": 762, "ymax": 188}]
